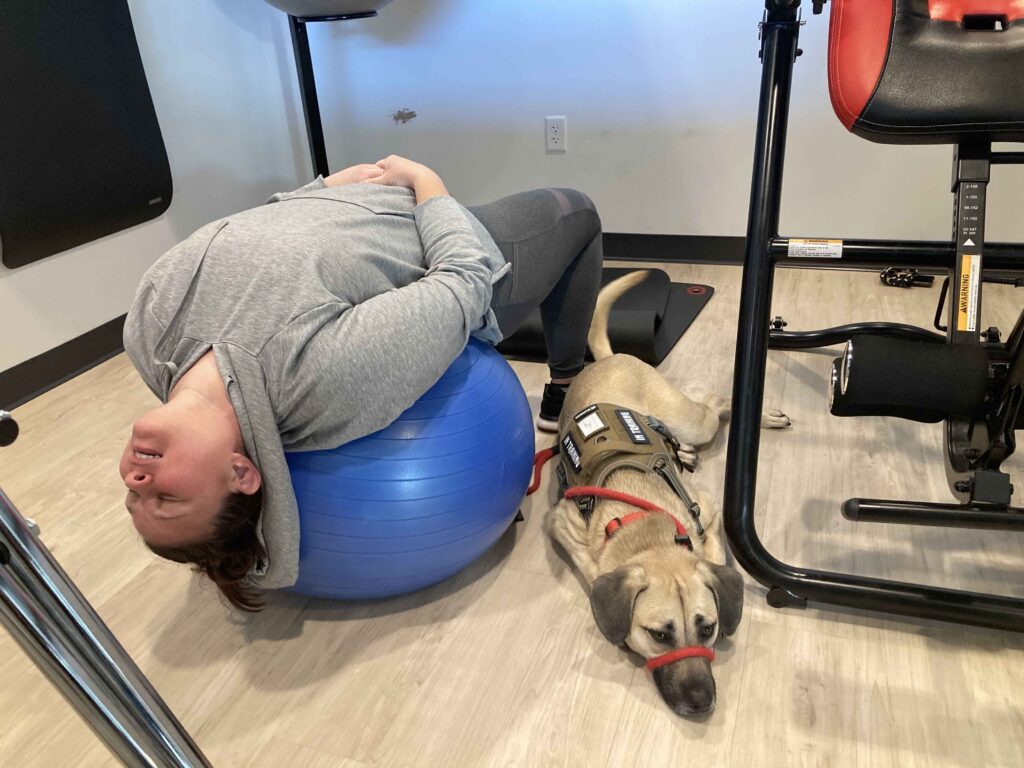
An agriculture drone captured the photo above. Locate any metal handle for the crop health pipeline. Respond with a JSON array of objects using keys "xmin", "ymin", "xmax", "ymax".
[
  {"xmin": 0, "ymin": 411, "xmax": 18, "ymax": 447},
  {"xmin": 0, "ymin": 487, "xmax": 212, "ymax": 767}
]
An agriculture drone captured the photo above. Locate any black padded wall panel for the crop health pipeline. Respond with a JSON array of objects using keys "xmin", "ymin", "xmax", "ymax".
[{"xmin": 0, "ymin": 1, "xmax": 172, "ymax": 268}]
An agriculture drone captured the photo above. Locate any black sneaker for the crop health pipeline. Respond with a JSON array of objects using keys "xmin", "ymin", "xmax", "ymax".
[{"xmin": 536, "ymin": 382, "xmax": 570, "ymax": 433}]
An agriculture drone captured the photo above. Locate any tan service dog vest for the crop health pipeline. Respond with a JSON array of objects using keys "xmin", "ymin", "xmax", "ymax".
[{"xmin": 556, "ymin": 403, "xmax": 704, "ymax": 535}]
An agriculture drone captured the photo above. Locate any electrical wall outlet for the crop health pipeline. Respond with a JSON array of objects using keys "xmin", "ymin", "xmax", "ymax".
[{"xmin": 545, "ymin": 116, "xmax": 567, "ymax": 153}]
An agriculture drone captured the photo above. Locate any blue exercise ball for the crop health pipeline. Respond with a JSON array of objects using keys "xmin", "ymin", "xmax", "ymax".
[{"xmin": 285, "ymin": 339, "xmax": 534, "ymax": 599}]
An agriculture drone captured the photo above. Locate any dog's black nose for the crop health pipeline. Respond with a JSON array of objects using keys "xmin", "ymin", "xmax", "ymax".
[
  {"xmin": 653, "ymin": 659, "xmax": 717, "ymax": 717},
  {"xmin": 679, "ymin": 684, "xmax": 715, "ymax": 714}
]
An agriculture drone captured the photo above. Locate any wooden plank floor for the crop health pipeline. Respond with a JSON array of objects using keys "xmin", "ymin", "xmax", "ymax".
[{"xmin": 2, "ymin": 261, "xmax": 1022, "ymax": 767}]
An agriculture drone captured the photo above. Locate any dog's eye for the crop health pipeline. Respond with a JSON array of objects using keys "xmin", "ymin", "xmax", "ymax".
[
  {"xmin": 646, "ymin": 628, "xmax": 671, "ymax": 644},
  {"xmin": 698, "ymin": 622, "xmax": 716, "ymax": 640}
]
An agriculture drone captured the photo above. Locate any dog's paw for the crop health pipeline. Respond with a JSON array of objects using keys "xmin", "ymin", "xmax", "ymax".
[
  {"xmin": 761, "ymin": 409, "xmax": 792, "ymax": 429},
  {"xmin": 677, "ymin": 443, "xmax": 699, "ymax": 470}
]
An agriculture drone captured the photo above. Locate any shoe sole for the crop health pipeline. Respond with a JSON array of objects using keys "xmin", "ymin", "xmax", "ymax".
[{"xmin": 535, "ymin": 414, "xmax": 559, "ymax": 433}]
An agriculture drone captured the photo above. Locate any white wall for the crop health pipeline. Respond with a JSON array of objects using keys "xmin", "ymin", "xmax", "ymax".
[
  {"xmin": 5, "ymin": 0, "xmax": 1023, "ymax": 371},
  {"xmin": 311, "ymin": 0, "xmax": 1024, "ymax": 240},
  {"xmin": 0, "ymin": 0, "xmax": 308, "ymax": 371}
]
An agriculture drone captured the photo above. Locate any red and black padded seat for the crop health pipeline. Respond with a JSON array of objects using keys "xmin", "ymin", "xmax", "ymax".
[{"xmin": 828, "ymin": 0, "xmax": 1024, "ymax": 143}]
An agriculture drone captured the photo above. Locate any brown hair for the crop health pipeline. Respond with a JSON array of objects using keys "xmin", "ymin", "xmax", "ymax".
[{"xmin": 146, "ymin": 489, "xmax": 267, "ymax": 611}]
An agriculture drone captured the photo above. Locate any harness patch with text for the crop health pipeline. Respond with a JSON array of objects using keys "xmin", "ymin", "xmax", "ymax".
[
  {"xmin": 561, "ymin": 433, "xmax": 582, "ymax": 472},
  {"xmin": 574, "ymin": 404, "xmax": 608, "ymax": 439},
  {"xmin": 616, "ymin": 409, "xmax": 650, "ymax": 445}
]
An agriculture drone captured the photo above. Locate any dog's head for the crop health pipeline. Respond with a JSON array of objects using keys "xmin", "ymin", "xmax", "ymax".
[{"xmin": 589, "ymin": 553, "xmax": 743, "ymax": 717}]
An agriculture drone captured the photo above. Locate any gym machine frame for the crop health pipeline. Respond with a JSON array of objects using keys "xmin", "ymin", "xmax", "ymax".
[
  {"xmin": 725, "ymin": 0, "xmax": 1024, "ymax": 631},
  {"xmin": 287, "ymin": 9, "xmax": 381, "ymax": 179},
  {"xmin": 0, "ymin": 412, "xmax": 211, "ymax": 767}
]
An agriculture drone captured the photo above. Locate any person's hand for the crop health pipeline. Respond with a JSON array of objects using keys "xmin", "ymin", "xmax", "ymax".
[
  {"xmin": 323, "ymin": 163, "xmax": 384, "ymax": 187},
  {"xmin": 368, "ymin": 155, "xmax": 437, "ymax": 189},
  {"xmin": 369, "ymin": 155, "xmax": 449, "ymax": 204}
]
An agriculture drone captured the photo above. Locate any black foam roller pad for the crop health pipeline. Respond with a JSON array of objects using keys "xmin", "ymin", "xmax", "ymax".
[
  {"xmin": 829, "ymin": 336, "xmax": 990, "ymax": 423},
  {"xmin": 496, "ymin": 268, "xmax": 713, "ymax": 367}
]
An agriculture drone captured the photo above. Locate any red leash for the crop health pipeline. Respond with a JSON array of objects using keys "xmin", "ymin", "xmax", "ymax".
[
  {"xmin": 527, "ymin": 447, "xmax": 558, "ymax": 495},
  {"xmin": 564, "ymin": 486, "xmax": 664, "ymax": 513}
]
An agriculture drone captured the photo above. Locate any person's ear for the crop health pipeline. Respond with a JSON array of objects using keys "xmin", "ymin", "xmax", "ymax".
[{"xmin": 230, "ymin": 453, "xmax": 262, "ymax": 495}]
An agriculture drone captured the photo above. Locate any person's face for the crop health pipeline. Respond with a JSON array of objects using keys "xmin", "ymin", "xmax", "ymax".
[{"xmin": 119, "ymin": 399, "xmax": 245, "ymax": 547}]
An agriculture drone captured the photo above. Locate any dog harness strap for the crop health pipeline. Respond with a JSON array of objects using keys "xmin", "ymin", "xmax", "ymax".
[
  {"xmin": 565, "ymin": 486, "xmax": 664, "ymax": 512},
  {"xmin": 604, "ymin": 510, "xmax": 691, "ymax": 548},
  {"xmin": 652, "ymin": 460, "xmax": 704, "ymax": 537},
  {"xmin": 563, "ymin": 487, "xmax": 694, "ymax": 551},
  {"xmin": 645, "ymin": 645, "xmax": 715, "ymax": 671}
]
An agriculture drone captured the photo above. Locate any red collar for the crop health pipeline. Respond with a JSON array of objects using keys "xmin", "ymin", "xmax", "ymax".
[
  {"xmin": 562, "ymin": 486, "xmax": 693, "ymax": 550},
  {"xmin": 646, "ymin": 645, "xmax": 715, "ymax": 671}
]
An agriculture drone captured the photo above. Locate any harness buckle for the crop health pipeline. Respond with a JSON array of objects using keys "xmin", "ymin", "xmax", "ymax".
[
  {"xmin": 646, "ymin": 416, "xmax": 686, "ymax": 470},
  {"xmin": 652, "ymin": 459, "xmax": 706, "ymax": 537},
  {"xmin": 574, "ymin": 494, "xmax": 595, "ymax": 520}
]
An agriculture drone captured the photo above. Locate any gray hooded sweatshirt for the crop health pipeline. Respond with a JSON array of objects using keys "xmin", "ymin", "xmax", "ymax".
[{"xmin": 123, "ymin": 179, "xmax": 510, "ymax": 588}]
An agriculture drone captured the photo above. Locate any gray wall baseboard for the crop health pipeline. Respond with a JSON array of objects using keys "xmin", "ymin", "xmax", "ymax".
[{"xmin": 1, "ymin": 315, "xmax": 126, "ymax": 410}]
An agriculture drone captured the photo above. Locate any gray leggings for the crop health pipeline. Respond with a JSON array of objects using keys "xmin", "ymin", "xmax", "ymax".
[{"xmin": 467, "ymin": 188, "xmax": 603, "ymax": 379}]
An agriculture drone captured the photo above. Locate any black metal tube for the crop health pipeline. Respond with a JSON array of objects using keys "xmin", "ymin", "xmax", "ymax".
[
  {"xmin": 991, "ymin": 152, "xmax": 1024, "ymax": 164},
  {"xmin": 771, "ymin": 237, "xmax": 1024, "ymax": 271},
  {"xmin": 723, "ymin": 6, "xmax": 801, "ymax": 598},
  {"xmin": 769, "ymin": 322, "xmax": 945, "ymax": 349},
  {"xmin": 288, "ymin": 15, "xmax": 330, "ymax": 178},
  {"xmin": 761, "ymin": 567, "xmax": 1024, "ymax": 629},
  {"xmin": 844, "ymin": 498, "xmax": 1024, "ymax": 531}
]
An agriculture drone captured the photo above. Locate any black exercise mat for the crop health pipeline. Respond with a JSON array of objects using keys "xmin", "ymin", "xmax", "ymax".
[
  {"xmin": 0, "ymin": 2, "xmax": 172, "ymax": 268},
  {"xmin": 496, "ymin": 267, "xmax": 713, "ymax": 366}
]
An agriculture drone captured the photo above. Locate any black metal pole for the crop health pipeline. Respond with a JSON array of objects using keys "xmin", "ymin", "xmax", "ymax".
[
  {"xmin": 288, "ymin": 15, "xmax": 330, "ymax": 178},
  {"xmin": 723, "ymin": 4, "xmax": 802, "ymax": 603},
  {"xmin": 843, "ymin": 498, "xmax": 1024, "ymax": 531}
]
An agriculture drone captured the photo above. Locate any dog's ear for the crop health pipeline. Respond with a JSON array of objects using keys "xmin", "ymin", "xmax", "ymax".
[
  {"xmin": 589, "ymin": 564, "xmax": 649, "ymax": 645},
  {"xmin": 706, "ymin": 563, "xmax": 744, "ymax": 637}
]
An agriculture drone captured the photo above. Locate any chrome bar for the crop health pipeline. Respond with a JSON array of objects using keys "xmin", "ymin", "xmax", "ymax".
[{"xmin": 0, "ymin": 487, "xmax": 212, "ymax": 767}]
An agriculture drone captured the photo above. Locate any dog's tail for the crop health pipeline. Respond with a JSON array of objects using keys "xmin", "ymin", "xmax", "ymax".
[{"xmin": 587, "ymin": 270, "xmax": 651, "ymax": 361}]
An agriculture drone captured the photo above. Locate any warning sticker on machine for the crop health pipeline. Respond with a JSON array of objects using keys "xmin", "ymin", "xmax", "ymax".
[
  {"xmin": 787, "ymin": 238, "xmax": 843, "ymax": 259},
  {"xmin": 956, "ymin": 254, "xmax": 980, "ymax": 333}
]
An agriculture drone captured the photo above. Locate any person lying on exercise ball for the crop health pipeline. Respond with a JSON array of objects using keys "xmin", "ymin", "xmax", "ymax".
[{"xmin": 120, "ymin": 155, "xmax": 602, "ymax": 610}]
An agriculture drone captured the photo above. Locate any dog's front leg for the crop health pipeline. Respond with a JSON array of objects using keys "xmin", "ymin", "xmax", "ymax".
[
  {"xmin": 546, "ymin": 499, "xmax": 601, "ymax": 584},
  {"xmin": 694, "ymin": 490, "xmax": 727, "ymax": 566}
]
